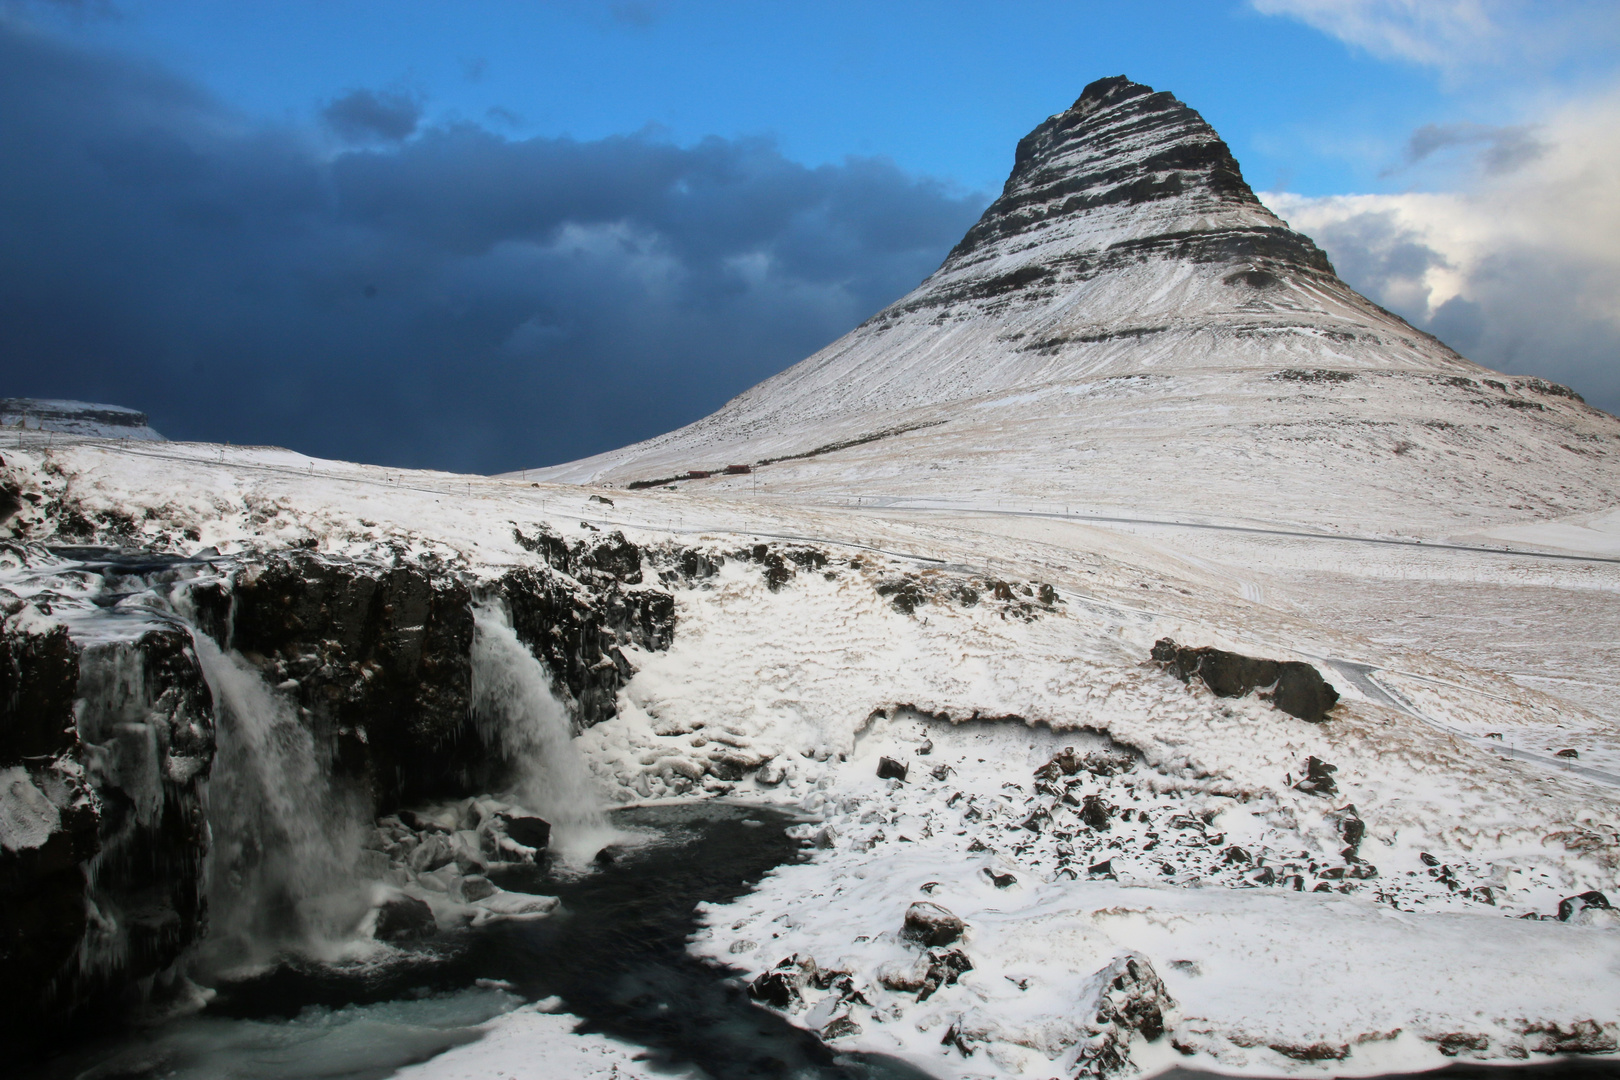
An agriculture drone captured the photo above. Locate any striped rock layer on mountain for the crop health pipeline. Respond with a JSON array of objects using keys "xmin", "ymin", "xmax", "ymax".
[{"xmin": 534, "ymin": 77, "xmax": 1620, "ymax": 534}]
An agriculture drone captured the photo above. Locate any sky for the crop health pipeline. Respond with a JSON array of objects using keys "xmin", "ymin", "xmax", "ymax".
[{"xmin": 3, "ymin": 0, "xmax": 1618, "ymax": 472}]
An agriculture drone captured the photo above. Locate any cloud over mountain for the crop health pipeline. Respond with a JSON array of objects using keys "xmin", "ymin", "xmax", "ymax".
[
  {"xmin": 0, "ymin": 17, "xmax": 985, "ymax": 472},
  {"xmin": 1263, "ymin": 88, "xmax": 1620, "ymax": 415}
]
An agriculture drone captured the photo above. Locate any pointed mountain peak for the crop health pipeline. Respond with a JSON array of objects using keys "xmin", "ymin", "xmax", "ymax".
[{"xmin": 942, "ymin": 75, "xmax": 1306, "ymax": 274}]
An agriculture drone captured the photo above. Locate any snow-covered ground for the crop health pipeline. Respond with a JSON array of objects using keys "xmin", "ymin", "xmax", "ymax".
[{"xmin": 5, "ymin": 435, "xmax": 1618, "ymax": 1077}]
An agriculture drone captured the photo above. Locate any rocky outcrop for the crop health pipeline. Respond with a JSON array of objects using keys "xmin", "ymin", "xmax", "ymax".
[
  {"xmin": 1151, "ymin": 638, "xmax": 1339, "ymax": 721},
  {"xmin": 226, "ymin": 537, "xmax": 676, "ymax": 809},
  {"xmin": 1, "ymin": 610, "xmax": 215, "ymax": 1050},
  {"xmin": 227, "ymin": 552, "xmax": 482, "ymax": 808}
]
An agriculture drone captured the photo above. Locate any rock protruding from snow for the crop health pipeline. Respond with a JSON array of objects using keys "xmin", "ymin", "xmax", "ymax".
[
  {"xmin": 1073, "ymin": 952, "xmax": 1176, "ymax": 1079},
  {"xmin": 901, "ymin": 900, "xmax": 964, "ymax": 947},
  {"xmin": 1152, "ymin": 638, "xmax": 1339, "ymax": 721}
]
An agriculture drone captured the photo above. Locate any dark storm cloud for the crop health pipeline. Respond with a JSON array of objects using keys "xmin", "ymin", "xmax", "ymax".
[
  {"xmin": 0, "ymin": 18, "xmax": 987, "ymax": 472},
  {"xmin": 322, "ymin": 88, "xmax": 423, "ymax": 143}
]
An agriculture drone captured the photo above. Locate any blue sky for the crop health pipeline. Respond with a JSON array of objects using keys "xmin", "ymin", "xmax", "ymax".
[
  {"xmin": 24, "ymin": 0, "xmax": 1514, "ymax": 197},
  {"xmin": 6, "ymin": 1, "xmax": 1619, "ymax": 470}
]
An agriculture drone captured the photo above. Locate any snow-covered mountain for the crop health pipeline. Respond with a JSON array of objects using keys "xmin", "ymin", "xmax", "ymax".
[{"xmin": 535, "ymin": 77, "xmax": 1620, "ymax": 536}]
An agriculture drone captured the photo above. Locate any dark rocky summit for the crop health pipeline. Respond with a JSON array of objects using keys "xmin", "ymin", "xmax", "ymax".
[{"xmin": 939, "ymin": 75, "xmax": 1335, "ymax": 281}]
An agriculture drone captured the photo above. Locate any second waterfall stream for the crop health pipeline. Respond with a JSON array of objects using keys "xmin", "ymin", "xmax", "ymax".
[{"xmin": 469, "ymin": 599, "xmax": 621, "ymax": 866}]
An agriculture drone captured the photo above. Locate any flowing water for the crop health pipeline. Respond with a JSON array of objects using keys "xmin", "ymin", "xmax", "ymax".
[
  {"xmin": 190, "ymin": 635, "xmax": 375, "ymax": 973},
  {"xmin": 468, "ymin": 600, "xmax": 620, "ymax": 865}
]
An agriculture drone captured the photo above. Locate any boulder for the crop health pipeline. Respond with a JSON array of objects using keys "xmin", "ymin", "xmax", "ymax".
[
  {"xmin": 749, "ymin": 957, "xmax": 808, "ymax": 1009},
  {"xmin": 876, "ymin": 756, "xmax": 909, "ymax": 782},
  {"xmin": 1557, "ymin": 891, "xmax": 1612, "ymax": 922},
  {"xmin": 901, "ymin": 901, "xmax": 964, "ymax": 947},
  {"xmin": 879, "ymin": 947, "xmax": 972, "ymax": 1001},
  {"xmin": 1080, "ymin": 794, "xmax": 1115, "ymax": 831},
  {"xmin": 1151, "ymin": 638, "xmax": 1338, "ymax": 722},
  {"xmin": 1293, "ymin": 756, "xmax": 1339, "ymax": 796},
  {"xmin": 373, "ymin": 895, "xmax": 436, "ymax": 941},
  {"xmin": 458, "ymin": 875, "xmax": 496, "ymax": 903}
]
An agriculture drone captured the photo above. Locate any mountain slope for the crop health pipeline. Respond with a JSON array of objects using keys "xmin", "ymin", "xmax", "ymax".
[{"xmin": 531, "ymin": 77, "xmax": 1620, "ymax": 535}]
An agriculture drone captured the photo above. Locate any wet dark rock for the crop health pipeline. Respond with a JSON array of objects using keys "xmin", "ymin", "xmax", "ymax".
[
  {"xmin": 1151, "ymin": 638, "xmax": 1338, "ymax": 721},
  {"xmin": 748, "ymin": 960, "xmax": 806, "ymax": 1009},
  {"xmin": 583, "ymin": 531, "xmax": 643, "ymax": 584},
  {"xmin": 499, "ymin": 562, "xmax": 675, "ymax": 734},
  {"xmin": 1293, "ymin": 756, "xmax": 1339, "ymax": 797},
  {"xmin": 373, "ymin": 895, "xmax": 436, "ymax": 941},
  {"xmin": 1557, "ymin": 890, "xmax": 1612, "ymax": 922},
  {"xmin": 499, "ymin": 813, "xmax": 553, "ymax": 853},
  {"xmin": 593, "ymin": 847, "xmax": 616, "ymax": 866},
  {"xmin": 876, "ymin": 756, "xmax": 909, "ymax": 782},
  {"xmin": 902, "ymin": 901, "xmax": 964, "ymax": 946},
  {"xmin": 1089, "ymin": 859, "xmax": 1117, "ymax": 879},
  {"xmin": 675, "ymin": 548, "xmax": 723, "ymax": 581},
  {"xmin": 1222, "ymin": 845, "xmax": 1251, "ymax": 865},
  {"xmin": 229, "ymin": 552, "xmax": 481, "ymax": 806}
]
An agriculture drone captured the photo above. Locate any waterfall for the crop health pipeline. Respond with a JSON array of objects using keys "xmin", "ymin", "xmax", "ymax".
[
  {"xmin": 190, "ymin": 634, "xmax": 373, "ymax": 971},
  {"xmin": 470, "ymin": 600, "xmax": 614, "ymax": 864}
]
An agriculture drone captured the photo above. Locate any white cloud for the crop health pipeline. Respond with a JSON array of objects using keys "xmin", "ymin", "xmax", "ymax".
[
  {"xmin": 1261, "ymin": 91, "xmax": 1620, "ymax": 411},
  {"xmin": 1250, "ymin": 0, "xmax": 1620, "ymax": 79},
  {"xmin": 1250, "ymin": 0, "xmax": 1502, "ymax": 69}
]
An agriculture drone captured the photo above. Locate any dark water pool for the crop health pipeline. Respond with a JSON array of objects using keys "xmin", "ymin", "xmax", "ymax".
[{"xmin": 24, "ymin": 802, "xmax": 934, "ymax": 1080}]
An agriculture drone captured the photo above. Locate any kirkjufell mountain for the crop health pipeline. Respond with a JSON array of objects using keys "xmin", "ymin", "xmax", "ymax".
[
  {"xmin": 5, "ymin": 77, "xmax": 1620, "ymax": 1079},
  {"xmin": 539, "ymin": 77, "xmax": 1620, "ymax": 534}
]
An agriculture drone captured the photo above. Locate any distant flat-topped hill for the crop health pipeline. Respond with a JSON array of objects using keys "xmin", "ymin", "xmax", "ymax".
[
  {"xmin": 1, "ymin": 398, "xmax": 165, "ymax": 441},
  {"xmin": 529, "ymin": 77, "xmax": 1619, "ymax": 535}
]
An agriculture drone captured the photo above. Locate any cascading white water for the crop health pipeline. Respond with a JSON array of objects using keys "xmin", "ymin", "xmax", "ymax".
[
  {"xmin": 190, "ymin": 633, "xmax": 373, "ymax": 970},
  {"xmin": 470, "ymin": 600, "xmax": 615, "ymax": 864}
]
